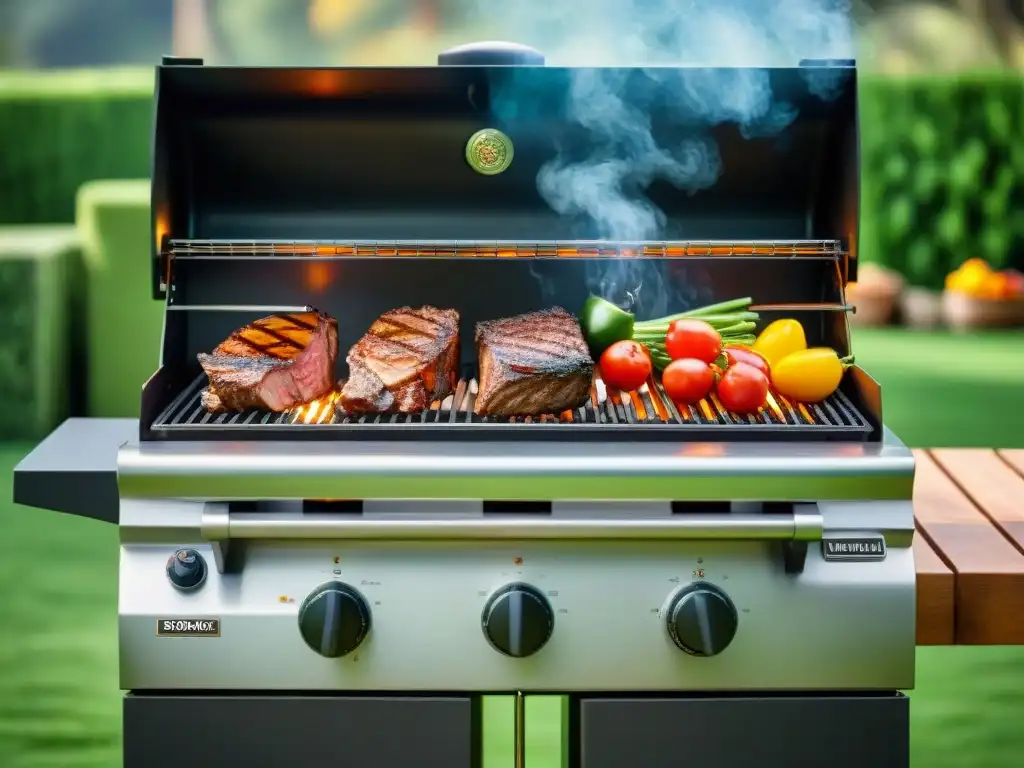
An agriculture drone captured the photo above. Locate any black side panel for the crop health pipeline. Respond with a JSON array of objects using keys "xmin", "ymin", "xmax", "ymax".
[
  {"xmin": 575, "ymin": 694, "xmax": 908, "ymax": 768},
  {"xmin": 123, "ymin": 694, "xmax": 481, "ymax": 768}
]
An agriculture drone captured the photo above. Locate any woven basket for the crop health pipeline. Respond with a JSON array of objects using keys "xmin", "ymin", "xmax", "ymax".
[
  {"xmin": 848, "ymin": 285, "xmax": 899, "ymax": 327},
  {"xmin": 942, "ymin": 290, "xmax": 1024, "ymax": 330},
  {"xmin": 899, "ymin": 287, "xmax": 943, "ymax": 329}
]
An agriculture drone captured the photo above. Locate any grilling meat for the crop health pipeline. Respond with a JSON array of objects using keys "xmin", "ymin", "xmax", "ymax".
[
  {"xmin": 197, "ymin": 311, "xmax": 339, "ymax": 413},
  {"xmin": 474, "ymin": 307, "xmax": 594, "ymax": 417},
  {"xmin": 339, "ymin": 306, "xmax": 460, "ymax": 413}
]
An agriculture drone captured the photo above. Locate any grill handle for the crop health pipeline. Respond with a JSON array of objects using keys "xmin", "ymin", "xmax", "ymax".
[
  {"xmin": 438, "ymin": 41, "xmax": 545, "ymax": 66},
  {"xmin": 201, "ymin": 510, "xmax": 823, "ymax": 542}
]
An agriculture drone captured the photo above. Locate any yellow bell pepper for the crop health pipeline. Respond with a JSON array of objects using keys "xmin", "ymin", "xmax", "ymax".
[
  {"xmin": 771, "ymin": 348, "xmax": 855, "ymax": 403},
  {"xmin": 751, "ymin": 319, "xmax": 807, "ymax": 367}
]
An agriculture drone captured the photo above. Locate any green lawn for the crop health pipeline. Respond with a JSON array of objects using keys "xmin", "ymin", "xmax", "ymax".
[{"xmin": 1, "ymin": 328, "xmax": 1023, "ymax": 767}]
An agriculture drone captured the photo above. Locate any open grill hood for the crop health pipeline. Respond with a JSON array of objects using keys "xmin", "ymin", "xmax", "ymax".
[{"xmin": 150, "ymin": 50, "xmax": 860, "ymax": 297}]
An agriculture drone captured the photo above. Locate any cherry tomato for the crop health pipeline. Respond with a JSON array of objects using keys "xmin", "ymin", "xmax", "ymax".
[
  {"xmin": 661, "ymin": 358, "xmax": 715, "ymax": 405},
  {"xmin": 716, "ymin": 361, "xmax": 769, "ymax": 414},
  {"xmin": 600, "ymin": 340, "xmax": 653, "ymax": 392},
  {"xmin": 724, "ymin": 345, "xmax": 771, "ymax": 380},
  {"xmin": 665, "ymin": 319, "xmax": 722, "ymax": 364}
]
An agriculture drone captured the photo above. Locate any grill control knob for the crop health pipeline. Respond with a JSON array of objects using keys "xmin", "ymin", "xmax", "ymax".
[
  {"xmin": 166, "ymin": 549, "xmax": 207, "ymax": 591},
  {"xmin": 665, "ymin": 582, "xmax": 738, "ymax": 657},
  {"xmin": 481, "ymin": 582, "xmax": 554, "ymax": 658},
  {"xmin": 298, "ymin": 582, "xmax": 371, "ymax": 658}
]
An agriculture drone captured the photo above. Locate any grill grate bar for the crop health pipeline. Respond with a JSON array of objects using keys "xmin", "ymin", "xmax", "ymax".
[
  {"xmin": 150, "ymin": 367, "xmax": 873, "ymax": 441},
  {"xmin": 167, "ymin": 239, "xmax": 844, "ymax": 260}
]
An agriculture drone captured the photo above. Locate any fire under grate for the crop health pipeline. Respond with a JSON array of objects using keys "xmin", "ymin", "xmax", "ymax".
[{"xmin": 148, "ymin": 367, "xmax": 874, "ymax": 442}]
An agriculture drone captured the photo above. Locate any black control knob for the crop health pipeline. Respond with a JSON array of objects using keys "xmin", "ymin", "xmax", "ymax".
[
  {"xmin": 665, "ymin": 582, "xmax": 739, "ymax": 657},
  {"xmin": 165, "ymin": 549, "xmax": 207, "ymax": 591},
  {"xmin": 298, "ymin": 582, "xmax": 371, "ymax": 658},
  {"xmin": 481, "ymin": 582, "xmax": 554, "ymax": 658}
]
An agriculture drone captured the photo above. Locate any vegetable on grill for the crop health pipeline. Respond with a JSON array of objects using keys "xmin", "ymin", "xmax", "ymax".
[
  {"xmin": 580, "ymin": 296, "xmax": 758, "ymax": 370},
  {"xmin": 751, "ymin": 318, "xmax": 807, "ymax": 367},
  {"xmin": 771, "ymin": 348, "xmax": 854, "ymax": 403},
  {"xmin": 664, "ymin": 319, "xmax": 722, "ymax": 364},
  {"xmin": 599, "ymin": 340, "xmax": 653, "ymax": 392},
  {"xmin": 723, "ymin": 344, "xmax": 770, "ymax": 380},
  {"xmin": 661, "ymin": 358, "xmax": 716, "ymax": 405},
  {"xmin": 716, "ymin": 361, "xmax": 770, "ymax": 414}
]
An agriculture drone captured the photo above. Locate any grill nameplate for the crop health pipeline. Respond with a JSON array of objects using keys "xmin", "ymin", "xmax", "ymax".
[{"xmin": 148, "ymin": 368, "xmax": 873, "ymax": 443}]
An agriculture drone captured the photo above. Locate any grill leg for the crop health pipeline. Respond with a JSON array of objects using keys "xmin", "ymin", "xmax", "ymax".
[{"xmin": 568, "ymin": 692, "xmax": 909, "ymax": 768}]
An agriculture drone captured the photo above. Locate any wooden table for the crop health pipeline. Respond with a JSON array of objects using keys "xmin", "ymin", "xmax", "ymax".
[{"xmin": 914, "ymin": 448, "xmax": 1024, "ymax": 645}]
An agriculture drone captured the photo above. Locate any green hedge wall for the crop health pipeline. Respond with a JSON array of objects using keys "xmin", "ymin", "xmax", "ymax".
[
  {"xmin": 0, "ymin": 67, "xmax": 152, "ymax": 225},
  {"xmin": 0, "ymin": 68, "xmax": 1021, "ymax": 289},
  {"xmin": 859, "ymin": 72, "xmax": 1024, "ymax": 289}
]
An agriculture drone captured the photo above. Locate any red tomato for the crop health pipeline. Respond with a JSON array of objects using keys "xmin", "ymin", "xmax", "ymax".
[
  {"xmin": 724, "ymin": 345, "xmax": 771, "ymax": 380},
  {"xmin": 600, "ymin": 340, "xmax": 653, "ymax": 392},
  {"xmin": 716, "ymin": 362, "xmax": 769, "ymax": 414},
  {"xmin": 665, "ymin": 319, "xmax": 722, "ymax": 364},
  {"xmin": 661, "ymin": 358, "xmax": 715, "ymax": 405}
]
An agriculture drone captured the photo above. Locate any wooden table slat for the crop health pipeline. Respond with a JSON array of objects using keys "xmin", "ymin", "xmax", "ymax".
[
  {"xmin": 930, "ymin": 448, "xmax": 1024, "ymax": 554},
  {"xmin": 912, "ymin": 449, "xmax": 1024, "ymax": 645},
  {"xmin": 997, "ymin": 449, "xmax": 1024, "ymax": 478},
  {"xmin": 913, "ymin": 532, "xmax": 955, "ymax": 645}
]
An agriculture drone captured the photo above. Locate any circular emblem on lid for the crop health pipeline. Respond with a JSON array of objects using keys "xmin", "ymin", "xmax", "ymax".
[{"xmin": 466, "ymin": 129, "xmax": 514, "ymax": 176}]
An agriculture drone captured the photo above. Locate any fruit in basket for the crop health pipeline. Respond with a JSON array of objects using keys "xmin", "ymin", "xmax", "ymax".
[
  {"xmin": 751, "ymin": 319, "xmax": 807, "ymax": 367},
  {"xmin": 661, "ymin": 358, "xmax": 716, "ymax": 405},
  {"xmin": 945, "ymin": 259, "xmax": 1024, "ymax": 300},
  {"xmin": 664, "ymin": 319, "xmax": 722, "ymax": 364},
  {"xmin": 599, "ymin": 340, "xmax": 652, "ymax": 392},
  {"xmin": 771, "ymin": 348, "xmax": 854, "ymax": 404},
  {"xmin": 716, "ymin": 362, "xmax": 770, "ymax": 414}
]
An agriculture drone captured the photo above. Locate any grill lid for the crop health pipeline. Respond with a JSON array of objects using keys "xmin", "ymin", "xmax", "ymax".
[{"xmin": 150, "ymin": 46, "xmax": 859, "ymax": 296}]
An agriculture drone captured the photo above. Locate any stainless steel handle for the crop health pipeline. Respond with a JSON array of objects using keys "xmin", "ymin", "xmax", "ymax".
[{"xmin": 201, "ymin": 510, "xmax": 823, "ymax": 542}]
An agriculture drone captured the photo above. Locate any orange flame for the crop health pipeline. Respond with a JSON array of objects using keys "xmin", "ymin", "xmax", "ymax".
[{"xmin": 292, "ymin": 390, "xmax": 342, "ymax": 424}]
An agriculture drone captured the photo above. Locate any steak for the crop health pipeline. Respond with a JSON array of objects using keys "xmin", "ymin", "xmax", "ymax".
[
  {"xmin": 197, "ymin": 311, "xmax": 339, "ymax": 413},
  {"xmin": 474, "ymin": 307, "xmax": 594, "ymax": 417},
  {"xmin": 339, "ymin": 306, "xmax": 460, "ymax": 413}
]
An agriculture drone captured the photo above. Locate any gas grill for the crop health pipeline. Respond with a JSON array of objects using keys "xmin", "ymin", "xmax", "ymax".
[{"xmin": 14, "ymin": 42, "xmax": 916, "ymax": 768}]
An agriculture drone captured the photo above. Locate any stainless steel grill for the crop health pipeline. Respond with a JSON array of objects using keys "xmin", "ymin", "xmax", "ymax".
[{"xmin": 148, "ymin": 367, "xmax": 873, "ymax": 441}]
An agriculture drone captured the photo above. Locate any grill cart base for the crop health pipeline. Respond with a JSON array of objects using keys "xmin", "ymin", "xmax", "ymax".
[
  {"xmin": 122, "ymin": 692, "xmax": 909, "ymax": 768},
  {"xmin": 123, "ymin": 694, "xmax": 482, "ymax": 768},
  {"xmin": 568, "ymin": 693, "xmax": 910, "ymax": 768}
]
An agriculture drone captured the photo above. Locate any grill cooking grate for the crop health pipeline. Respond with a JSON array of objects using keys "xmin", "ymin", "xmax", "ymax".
[{"xmin": 148, "ymin": 368, "xmax": 873, "ymax": 442}]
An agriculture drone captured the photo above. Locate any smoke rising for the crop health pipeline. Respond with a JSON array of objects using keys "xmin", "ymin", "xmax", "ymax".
[{"xmin": 470, "ymin": 0, "xmax": 856, "ymax": 315}]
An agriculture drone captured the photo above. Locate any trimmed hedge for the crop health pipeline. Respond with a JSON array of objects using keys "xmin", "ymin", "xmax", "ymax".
[
  {"xmin": 77, "ymin": 179, "xmax": 163, "ymax": 417},
  {"xmin": 859, "ymin": 72, "xmax": 1024, "ymax": 289},
  {"xmin": 0, "ymin": 67, "xmax": 152, "ymax": 225},
  {"xmin": 0, "ymin": 226, "xmax": 78, "ymax": 439}
]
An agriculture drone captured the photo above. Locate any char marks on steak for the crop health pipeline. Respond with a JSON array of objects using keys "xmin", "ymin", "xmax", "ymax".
[
  {"xmin": 197, "ymin": 311, "xmax": 339, "ymax": 413},
  {"xmin": 339, "ymin": 306, "xmax": 460, "ymax": 413},
  {"xmin": 474, "ymin": 307, "xmax": 594, "ymax": 417}
]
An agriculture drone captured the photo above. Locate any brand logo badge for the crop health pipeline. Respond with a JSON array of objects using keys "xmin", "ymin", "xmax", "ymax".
[
  {"xmin": 466, "ymin": 129, "xmax": 514, "ymax": 176},
  {"xmin": 156, "ymin": 618, "xmax": 221, "ymax": 637},
  {"xmin": 822, "ymin": 536, "xmax": 887, "ymax": 562}
]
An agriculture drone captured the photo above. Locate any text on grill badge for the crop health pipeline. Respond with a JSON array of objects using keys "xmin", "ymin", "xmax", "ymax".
[
  {"xmin": 821, "ymin": 536, "xmax": 887, "ymax": 562},
  {"xmin": 157, "ymin": 618, "xmax": 221, "ymax": 637}
]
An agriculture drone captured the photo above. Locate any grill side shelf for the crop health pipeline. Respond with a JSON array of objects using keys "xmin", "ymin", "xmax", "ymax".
[{"xmin": 148, "ymin": 371, "xmax": 874, "ymax": 443}]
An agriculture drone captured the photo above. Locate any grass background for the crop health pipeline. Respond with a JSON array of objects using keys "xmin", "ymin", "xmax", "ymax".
[{"xmin": 2, "ymin": 327, "xmax": 1024, "ymax": 767}]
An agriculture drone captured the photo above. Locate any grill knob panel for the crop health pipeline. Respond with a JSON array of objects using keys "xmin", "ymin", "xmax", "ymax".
[
  {"xmin": 665, "ymin": 582, "xmax": 738, "ymax": 657},
  {"xmin": 298, "ymin": 581, "xmax": 371, "ymax": 658},
  {"xmin": 166, "ymin": 548, "xmax": 207, "ymax": 591},
  {"xmin": 481, "ymin": 582, "xmax": 554, "ymax": 658}
]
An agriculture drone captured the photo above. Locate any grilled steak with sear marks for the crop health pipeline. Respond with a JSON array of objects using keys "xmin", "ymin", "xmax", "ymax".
[
  {"xmin": 339, "ymin": 306, "xmax": 460, "ymax": 413},
  {"xmin": 198, "ymin": 311, "xmax": 339, "ymax": 413},
  {"xmin": 474, "ymin": 307, "xmax": 594, "ymax": 417}
]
